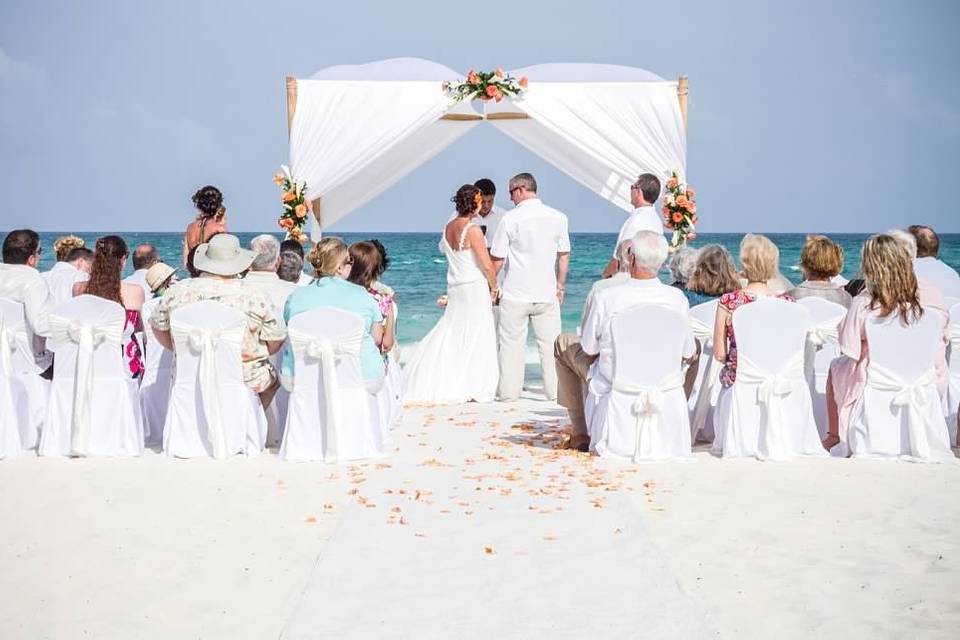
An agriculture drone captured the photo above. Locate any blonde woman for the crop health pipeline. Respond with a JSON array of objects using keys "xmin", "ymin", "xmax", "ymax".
[
  {"xmin": 823, "ymin": 234, "xmax": 949, "ymax": 450},
  {"xmin": 282, "ymin": 237, "xmax": 385, "ymax": 390},
  {"xmin": 712, "ymin": 234, "xmax": 795, "ymax": 387}
]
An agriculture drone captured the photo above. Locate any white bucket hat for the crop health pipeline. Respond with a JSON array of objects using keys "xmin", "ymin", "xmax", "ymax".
[{"xmin": 192, "ymin": 234, "xmax": 257, "ymax": 276}]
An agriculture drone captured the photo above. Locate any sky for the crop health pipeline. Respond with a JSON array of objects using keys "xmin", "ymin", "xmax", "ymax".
[{"xmin": 1, "ymin": 0, "xmax": 958, "ymax": 234}]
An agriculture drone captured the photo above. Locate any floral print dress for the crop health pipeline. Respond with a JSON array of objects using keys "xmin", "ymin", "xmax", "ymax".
[{"xmin": 718, "ymin": 290, "xmax": 795, "ymax": 388}]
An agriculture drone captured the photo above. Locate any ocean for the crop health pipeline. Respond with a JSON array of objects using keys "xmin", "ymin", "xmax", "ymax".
[{"xmin": 31, "ymin": 232, "xmax": 960, "ymax": 344}]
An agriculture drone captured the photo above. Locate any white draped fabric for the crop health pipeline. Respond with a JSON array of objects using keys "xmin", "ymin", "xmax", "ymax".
[
  {"xmin": 281, "ymin": 308, "xmax": 387, "ymax": 463},
  {"xmin": 289, "ymin": 59, "xmax": 686, "ymax": 235},
  {"xmin": 139, "ymin": 298, "xmax": 173, "ymax": 447},
  {"xmin": 946, "ymin": 303, "xmax": 960, "ymax": 445},
  {"xmin": 163, "ymin": 301, "xmax": 267, "ymax": 459},
  {"xmin": 688, "ymin": 300, "xmax": 719, "ymax": 442},
  {"xmin": 797, "ymin": 297, "xmax": 847, "ymax": 440},
  {"xmin": 0, "ymin": 297, "xmax": 48, "ymax": 453},
  {"xmin": 39, "ymin": 295, "xmax": 143, "ymax": 457}
]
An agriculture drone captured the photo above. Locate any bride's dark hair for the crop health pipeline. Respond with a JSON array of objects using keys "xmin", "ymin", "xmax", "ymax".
[{"xmin": 451, "ymin": 184, "xmax": 481, "ymax": 217}]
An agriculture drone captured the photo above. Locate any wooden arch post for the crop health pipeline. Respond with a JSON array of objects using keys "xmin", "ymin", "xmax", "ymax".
[
  {"xmin": 285, "ymin": 76, "xmax": 323, "ymax": 239},
  {"xmin": 677, "ymin": 75, "xmax": 689, "ymax": 131}
]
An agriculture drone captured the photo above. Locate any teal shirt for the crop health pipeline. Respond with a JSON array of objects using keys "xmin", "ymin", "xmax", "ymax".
[{"xmin": 283, "ymin": 277, "xmax": 384, "ymax": 381}]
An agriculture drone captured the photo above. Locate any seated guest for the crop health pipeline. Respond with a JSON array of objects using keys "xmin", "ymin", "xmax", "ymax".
[
  {"xmin": 243, "ymin": 234, "xmax": 298, "ymax": 316},
  {"xmin": 556, "ymin": 231, "xmax": 697, "ymax": 452},
  {"xmin": 73, "ymin": 236, "xmax": 146, "ymax": 379},
  {"xmin": 151, "ymin": 234, "xmax": 287, "ymax": 407},
  {"xmin": 686, "ymin": 244, "xmax": 741, "ymax": 305},
  {"xmin": 668, "ymin": 245, "xmax": 700, "ymax": 290},
  {"xmin": 0, "ymin": 229, "xmax": 53, "ymax": 374},
  {"xmin": 348, "ymin": 240, "xmax": 396, "ymax": 355},
  {"xmin": 714, "ymin": 234, "xmax": 795, "ymax": 388},
  {"xmin": 277, "ymin": 251, "xmax": 304, "ymax": 284},
  {"xmin": 823, "ymin": 233, "xmax": 950, "ymax": 450},
  {"xmin": 582, "ymin": 241, "xmax": 632, "ymax": 326},
  {"xmin": 52, "ymin": 235, "xmax": 85, "ymax": 262},
  {"xmin": 284, "ymin": 238, "xmax": 385, "ymax": 391},
  {"xmin": 909, "ymin": 224, "xmax": 960, "ymax": 298},
  {"xmin": 142, "ymin": 262, "xmax": 177, "ymax": 320},
  {"xmin": 123, "ymin": 244, "xmax": 160, "ymax": 299},
  {"xmin": 44, "ymin": 246, "xmax": 92, "ymax": 306},
  {"xmin": 788, "ymin": 235, "xmax": 852, "ymax": 307},
  {"xmin": 182, "ymin": 185, "xmax": 228, "ymax": 267},
  {"xmin": 280, "ymin": 239, "xmax": 311, "ymax": 286}
]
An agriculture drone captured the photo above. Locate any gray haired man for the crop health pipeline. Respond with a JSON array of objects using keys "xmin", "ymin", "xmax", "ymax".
[{"xmin": 243, "ymin": 234, "xmax": 298, "ymax": 316}]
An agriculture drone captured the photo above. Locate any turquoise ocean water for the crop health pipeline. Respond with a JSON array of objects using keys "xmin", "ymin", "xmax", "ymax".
[{"xmin": 31, "ymin": 232, "xmax": 960, "ymax": 344}]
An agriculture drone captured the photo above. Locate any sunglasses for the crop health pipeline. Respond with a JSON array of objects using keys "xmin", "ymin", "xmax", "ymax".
[{"xmin": 509, "ymin": 186, "xmax": 523, "ymax": 196}]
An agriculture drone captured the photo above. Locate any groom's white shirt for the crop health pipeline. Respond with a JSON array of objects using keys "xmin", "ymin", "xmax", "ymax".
[
  {"xmin": 490, "ymin": 198, "xmax": 571, "ymax": 304},
  {"xmin": 613, "ymin": 206, "xmax": 663, "ymax": 257}
]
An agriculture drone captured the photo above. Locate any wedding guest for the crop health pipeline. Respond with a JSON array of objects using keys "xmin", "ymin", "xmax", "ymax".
[
  {"xmin": 686, "ymin": 244, "xmax": 741, "ymax": 306},
  {"xmin": 581, "ymin": 241, "xmax": 632, "ymax": 326},
  {"xmin": 909, "ymin": 224, "xmax": 960, "ymax": 298},
  {"xmin": 788, "ymin": 235, "xmax": 852, "ymax": 307},
  {"xmin": 0, "ymin": 229, "xmax": 53, "ymax": 374},
  {"xmin": 556, "ymin": 231, "xmax": 696, "ymax": 451},
  {"xmin": 44, "ymin": 246, "xmax": 92, "ymax": 306},
  {"xmin": 348, "ymin": 241, "xmax": 396, "ymax": 356},
  {"xmin": 280, "ymin": 239, "xmax": 311, "ymax": 286},
  {"xmin": 243, "ymin": 234, "xmax": 298, "ymax": 317},
  {"xmin": 490, "ymin": 172, "xmax": 571, "ymax": 401},
  {"xmin": 667, "ymin": 245, "xmax": 700, "ymax": 298},
  {"xmin": 52, "ymin": 235, "xmax": 85, "ymax": 262},
  {"xmin": 141, "ymin": 262, "xmax": 177, "ymax": 337},
  {"xmin": 182, "ymin": 185, "xmax": 228, "ymax": 267},
  {"xmin": 152, "ymin": 234, "xmax": 287, "ymax": 408},
  {"xmin": 123, "ymin": 244, "xmax": 160, "ymax": 299},
  {"xmin": 277, "ymin": 250, "xmax": 304, "ymax": 284},
  {"xmin": 714, "ymin": 233, "xmax": 795, "ymax": 387},
  {"xmin": 822, "ymin": 233, "xmax": 950, "ymax": 450},
  {"xmin": 73, "ymin": 236, "xmax": 146, "ymax": 379},
  {"xmin": 602, "ymin": 173, "xmax": 662, "ymax": 278},
  {"xmin": 284, "ymin": 238, "xmax": 385, "ymax": 390}
]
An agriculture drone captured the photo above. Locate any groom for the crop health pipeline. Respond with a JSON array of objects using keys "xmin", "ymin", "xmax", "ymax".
[{"xmin": 490, "ymin": 173, "xmax": 571, "ymax": 401}]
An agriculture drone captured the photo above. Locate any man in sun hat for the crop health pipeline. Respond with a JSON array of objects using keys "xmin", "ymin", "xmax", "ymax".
[{"xmin": 150, "ymin": 234, "xmax": 287, "ymax": 407}]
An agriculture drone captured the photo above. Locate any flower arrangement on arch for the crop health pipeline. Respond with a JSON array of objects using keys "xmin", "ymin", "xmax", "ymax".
[
  {"xmin": 662, "ymin": 171, "xmax": 698, "ymax": 249},
  {"xmin": 443, "ymin": 68, "xmax": 528, "ymax": 103},
  {"xmin": 274, "ymin": 165, "xmax": 310, "ymax": 244}
]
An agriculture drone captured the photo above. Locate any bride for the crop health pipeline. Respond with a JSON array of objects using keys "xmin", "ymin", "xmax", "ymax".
[{"xmin": 403, "ymin": 184, "xmax": 500, "ymax": 403}]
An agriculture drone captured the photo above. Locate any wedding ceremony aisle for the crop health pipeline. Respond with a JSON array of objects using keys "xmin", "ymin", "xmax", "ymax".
[{"xmin": 1, "ymin": 394, "xmax": 958, "ymax": 638}]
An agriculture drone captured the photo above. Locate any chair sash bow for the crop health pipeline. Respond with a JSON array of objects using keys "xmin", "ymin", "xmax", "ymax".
[
  {"xmin": 736, "ymin": 352, "xmax": 806, "ymax": 460},
  {"xmin": 290, "ymin": 326, "xmax": 364, "ymax": 463},
  {"xmin": 804, "ymin": 319, "xmax": 841, "ymax": 382},
  {"xmin": 613, "ymin": 370, "xmax": 684, "ymax": 461},
  {"xmin": 185, "ymin": 327, "xmax": 232, "ymax": 459}
]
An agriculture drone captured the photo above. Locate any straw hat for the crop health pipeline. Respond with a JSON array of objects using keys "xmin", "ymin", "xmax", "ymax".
[
  {"xmin": 192, "ymin": 234, "xmax": 257, "ymax": 276},
  {"xmin": 145, "ymin": 262, "xmax": 177, "ymax": 292}
]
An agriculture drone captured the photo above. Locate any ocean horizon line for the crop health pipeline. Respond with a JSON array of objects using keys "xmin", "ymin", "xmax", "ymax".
[{"xmin": 23, "ymin": 230, "xmax": 960, "ymax": 236}]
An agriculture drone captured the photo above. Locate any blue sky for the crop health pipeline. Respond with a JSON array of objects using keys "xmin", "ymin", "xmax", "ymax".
[{"xmin": 1, "ymin": 0, "xmax": 958, "ymax": 234}]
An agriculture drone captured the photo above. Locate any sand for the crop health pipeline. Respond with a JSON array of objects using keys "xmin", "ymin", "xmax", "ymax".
[{"xmin": 1, "ymin": 393, "xmax": 958, "ymax": 639}]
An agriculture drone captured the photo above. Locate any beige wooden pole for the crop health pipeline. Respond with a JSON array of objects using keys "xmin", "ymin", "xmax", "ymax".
[
  {"xmin": 677, "ymin": 75, "xmax": 689, "ymax": 131},
  {"xmin": 285, "ymin": 76, "xmax": 298, "ymax": 136}
]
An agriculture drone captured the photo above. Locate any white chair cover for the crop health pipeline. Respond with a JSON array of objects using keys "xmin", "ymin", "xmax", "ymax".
[
  {"xmin": 377, "ymin": 300, "xmax": 403, "ymax": 434},
  {"xmin": 163, "ymin": 301, "xmax": 267, "ymax": 459},
  {"xmin": 713, "ymin": 298, "xmax": 826, "ymax": 460},
  {"xmin": 264, "ymin": 349, "xmax": 290, "ymax": 447},
  {"xmin": 797, "ymin": 297, "xmax": 847, "ymax": 439},
  {"xmin": 587, "ymin": 304, "xmax": 692, "ymax": 461},
  {"xmin": 847, "ymin": 311, "xmax": 954, "ymax": 463},
  {"xmin": 280, "ymin": 308, "xmax": 387, "ymax": 462},
  {"xmin": 0, "ymin": 297, "xmax": 49, "ymax": 455},
  {"xmin": 38, "ymin": 295, "xmax": 143, "ymax": 457},
  {"xmin": 138, "ymin": 298, "xmax": 173, "ymax": 447},
  {"xmin": 688, "ymin": 300, "xmax": 719, "ymax": 442},
  {"xmin": 945, "ymin": 303, "xmax": 960, "ymax": 446}
]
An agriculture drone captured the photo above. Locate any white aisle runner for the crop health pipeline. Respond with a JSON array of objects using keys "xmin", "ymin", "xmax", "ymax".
[{"xmin": 281, "ymin": 400, "xmax": 712, "ymax": 639}]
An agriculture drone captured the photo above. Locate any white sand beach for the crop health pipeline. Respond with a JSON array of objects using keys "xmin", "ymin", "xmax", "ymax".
[{"xmin": 1, "ymin": 392, "xmax": 958, "ymax": 639}]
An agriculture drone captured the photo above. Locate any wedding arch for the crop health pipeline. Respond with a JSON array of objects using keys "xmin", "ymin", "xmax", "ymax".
[{"xmin": 284, "ymin": 58, "xmax": 689, "ymax": 240}]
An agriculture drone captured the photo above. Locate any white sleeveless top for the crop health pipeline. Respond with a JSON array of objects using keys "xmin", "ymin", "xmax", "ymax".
[{"xmin": 441, "ymin": 221, "xmax": 485, "ymax": 286}]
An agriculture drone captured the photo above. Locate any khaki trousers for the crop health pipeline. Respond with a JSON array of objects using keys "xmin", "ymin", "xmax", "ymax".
[
  {"xmin": 554, "ymin": 333, "xmax": 594, "ymax": 438},
  {"xmin": 497, "ymin": 298, "xmax": 561, "ymax": 401}
]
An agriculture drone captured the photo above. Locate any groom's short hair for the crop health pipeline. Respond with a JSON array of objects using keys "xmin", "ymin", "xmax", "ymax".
[
  {"xmin": 510, "ymin": 173, "xmax": 537, "ymax": 193},
  {"xmin": 474, "ymin": 178, "xmax": 496, "ymax": 196},
  {"xmin": 635, "ymin": 173, "xmax": 661, "ymax": 204}
]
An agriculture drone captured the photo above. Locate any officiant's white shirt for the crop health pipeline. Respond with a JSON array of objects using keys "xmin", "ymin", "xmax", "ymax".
[
  {"xmin": 613, "ymin": 206, "xmax": 663, "ymax": 257},
  {"xmin": 444, "ymin": 204, "xmax": 507, "ymax": 249},
  {"xmin": 490, "ymin": 198, "xmax": 571, "ymax": 304},
  {"xmin": 580, "ymin": 278, "xmax": 694, "ymax": 395}
]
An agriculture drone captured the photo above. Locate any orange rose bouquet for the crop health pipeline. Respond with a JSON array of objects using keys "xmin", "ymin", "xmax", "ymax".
[
  {"xmin": 661, "ymin": 171, "xmax": 698, "ymax": 249},
  {"xmin": 443, "ymin": 68, "xmax": 528, "ymax": 103},
  {"xmin": 274, "ymin": 164, "xmax": 309, "ymax": 244}
]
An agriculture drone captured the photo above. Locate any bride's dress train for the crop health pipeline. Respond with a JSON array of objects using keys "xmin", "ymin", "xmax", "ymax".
[{"xmin": 403, "ymin": 222, "xmax": 499, "ymax": 404}]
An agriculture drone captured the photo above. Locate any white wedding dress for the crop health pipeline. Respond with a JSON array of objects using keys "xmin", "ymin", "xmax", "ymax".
[{"xmin": 403, "ymin": 222, "xmax": 499, "ymax": 404}]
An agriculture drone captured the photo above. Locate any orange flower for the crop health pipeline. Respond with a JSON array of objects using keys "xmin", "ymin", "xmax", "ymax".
[
  {"xmin": 495, "ymin": 68, "xmax": 505, "ymax": 78},
  {"xmin": 685, "ymin": 188, "xmax": 696, "ymax": 199},
  {"xmin": 294, "ymin": 203, "xmax": 307, "ymax": 218},
  {"xmin": 282, "ymin": 191, "xmax": 296, "ymax": 203},
  {"xmin": 676, "ymin": 195, "xmax": 688, "ymax": 207},
  {"xmin": 686, "ymin": 203, "xmax": 697, "ymax": 214},
  {"xmin": 279, "ymin": 217, "xmax": 294, "ymax": 229},
  {"xmin": 273, "ymin": 173, "xmax": 285, "ymax": 186},
  {"xmin": 494, "ymin": 88, "xmax": 503, "ymax": 102},
  {"xmin": 666, "ymin": 177, "xmax": 679, "ymax": 189},
  {"xmin": 485, "ymin": 85, "xmax": 498, "ymax": 98},
  {"xmin": 467, "ymin": 70, "xmax": 479, "ymax": 84},
  {"xmin": 518, "ymin": 76, "xmax": 528, "ymax": 88},
  {"xmin": 672, "ymin": 212, "xmax": 684, "ymax": 223}
]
